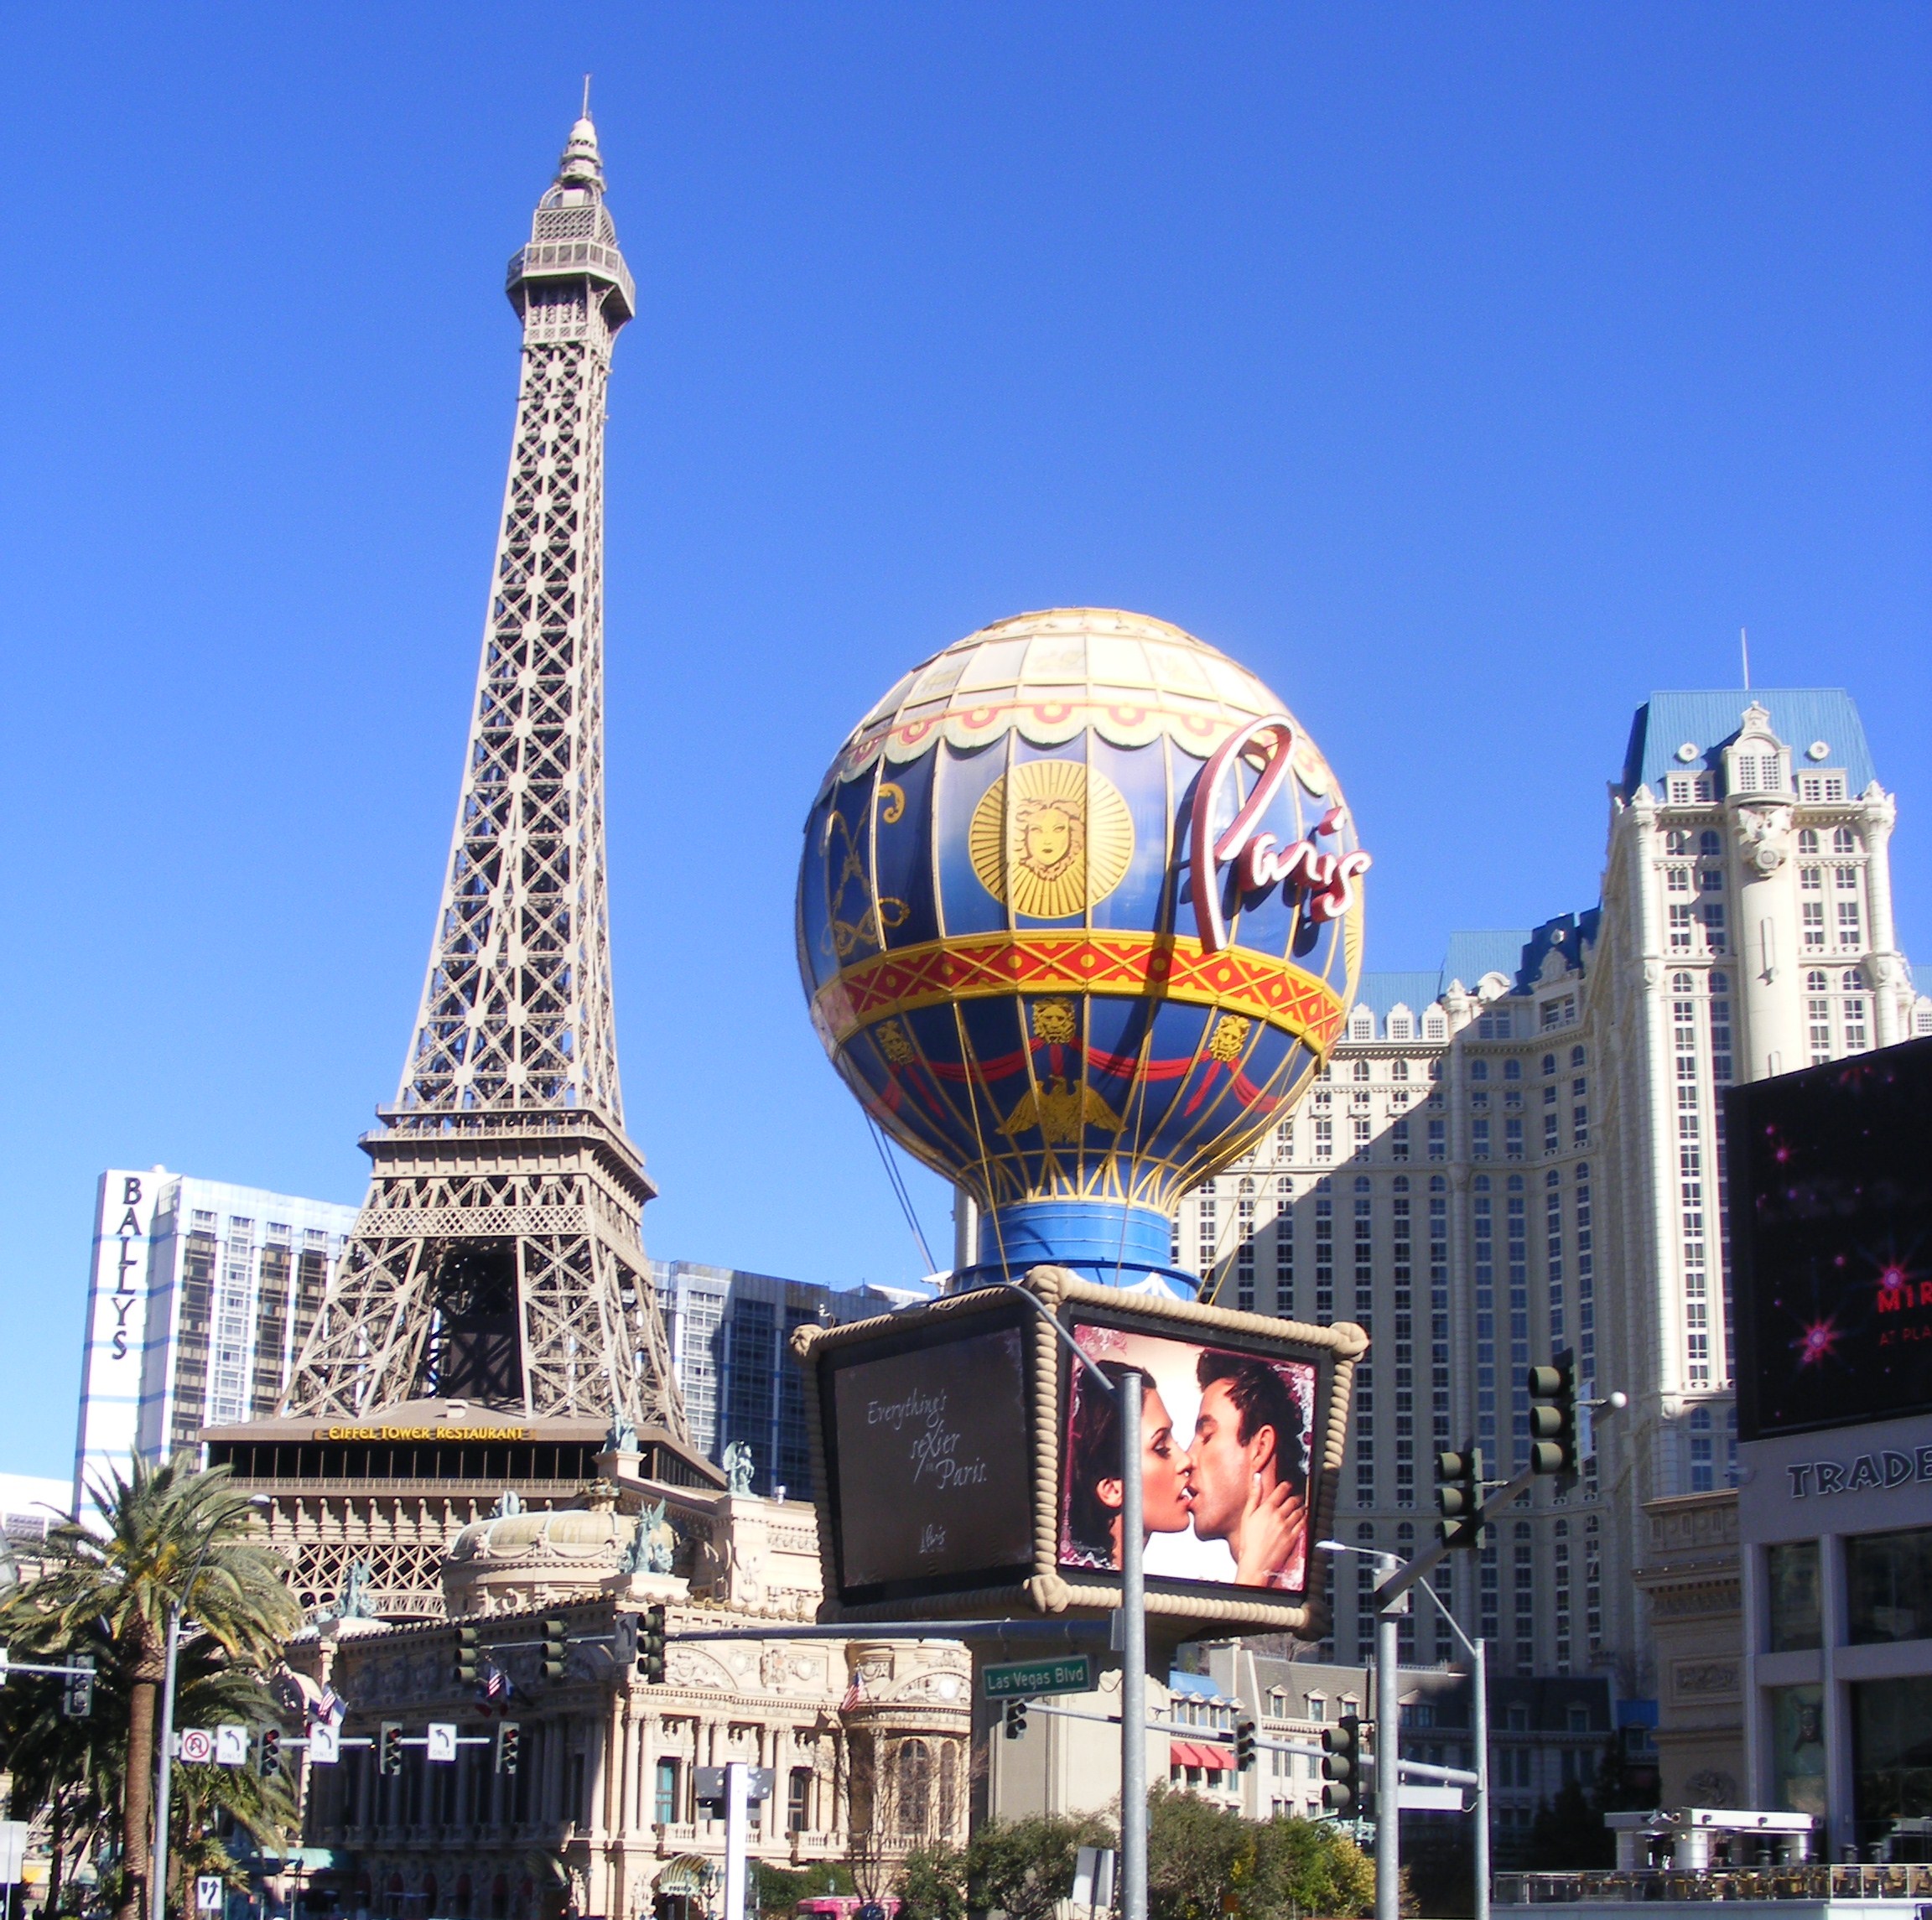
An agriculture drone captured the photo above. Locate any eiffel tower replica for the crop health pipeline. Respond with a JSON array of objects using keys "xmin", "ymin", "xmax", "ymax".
[{"xmin": 213, "ymin": 113, "xmax": 708, "ymax": 1619}]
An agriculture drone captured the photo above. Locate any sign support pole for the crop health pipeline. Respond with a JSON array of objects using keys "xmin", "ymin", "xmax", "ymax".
[
  {"xmin": 724, "ymin": 1760, "xmax": 749, "ymax": 1920},
  {"xmin": 1119, "ymin": 1368, "xmax": 1147, "ymax": 1920},
  {"xmin": 1374, "ymin": 1554, "xmax": 1400, "ymax": 1920}
]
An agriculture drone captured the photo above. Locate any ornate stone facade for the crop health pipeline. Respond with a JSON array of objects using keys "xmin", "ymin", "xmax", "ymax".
[
  {"xmin": 1633, "ymin": 1489, "xmax": 1742, "ymax": 1809},
  {"xmin": 284, "ymin": 1474, "xmax": 969, "ymax": 1920}
]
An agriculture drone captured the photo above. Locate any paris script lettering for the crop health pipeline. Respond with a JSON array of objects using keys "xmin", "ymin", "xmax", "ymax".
[{"xmin": 1187, "ymin": 716, "xmax": 1372, "ymax": 955}]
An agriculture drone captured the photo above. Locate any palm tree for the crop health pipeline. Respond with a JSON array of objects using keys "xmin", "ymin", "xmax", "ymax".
[{"xmin": 6, "ymin": 1457, "xmax": 299, "ymax": 1920}]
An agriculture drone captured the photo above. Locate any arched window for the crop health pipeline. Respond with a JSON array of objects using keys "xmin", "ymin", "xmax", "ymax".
[
  {"xmin": 1504, "ymin": 1058, "xmax": 1522, "ymax": 1081},
  {"xmin": 1357, "ymin": 1520, "xmax": 1377, "ymax": 1542},
  {"xmin": 1834, "ymin": 828, "xmax": 1857, "ymax": 854},
  {"xmin": 1799, "ymin": 828, "xmax": 1820, "ymax": 854},
  {"xmin": 1570, "ymin": 1045, "xmax": 1585, "ymax": 1067},
  {"xmin": 1353, "ymin": 1059, "xmax": 1373, "ymax": 1082},
  {"xmin": 1355, "ymin": 1175, "xmax": 1372, "ymax": 1192},
  {"xmin": 1699, "ymin": 830, "xmax": 1721, "ymax": 857},
  {"xmin": 1393, "ymin": 1175, "xmax": 1410, "ymax": 1193},
  {"xmin": 1431, "ymin": 1175, "xmax": 1446, "ymax": 1192},
  {"xmin": 1806, "ymin": 970, "xmax": 1829, "ymax": 993},
  {"xmin": 1276, "ymin": 1175, "xmax": 1293, "ymax": 1195},
  {"xmin": 1541, "ymin": 1053, "xmax": 1555, "ymax": 1076},
  {"xmin": 1554, "ymin": 1518, "xmax": 1568, "ymax": 1537},
  {"xmin": 1672, "ymin": 972, "xmax": 1694, "ymax": 993},
  {"xmin": 1576, "ymin": 1162, "xmax": 1589, "ymax": 1181},
  {"xmin": 1514, "ymin": 1520, "xmax": 1532, "ymax": 1539},
  {"xmin": 1666, "ymin": 829, "xmax": 1692, "ymax": 855},
  {"xmin": 1470, "ymin": 1060, "xmax": 1489, "ymax": 1082},
  {"xmin": 939, "ymin": 1741, "xmax": 959, "ymax": 1834},
  {"xmin": 1507, "ymin": 1174, "xmax": 1524, "ymax": 1192},
  {"xmin": 1393, "ymin": 1058, "xmax": 1410, "ymax": 1082},
  {"xmin": 896, "ymin": 1740, "xmax": 932, "ymax": 1835},
  {"xmin": 1841, "ymin": 969, "xmax": 1862, "ymax": 992},
  {"xmin": 1239, "ymin": 1176, "xmax": 1255, "ymax": 1194},
  {"xmin": 1690, "ymin": 1407, "xmax": 1711, "ymax": 1430}
]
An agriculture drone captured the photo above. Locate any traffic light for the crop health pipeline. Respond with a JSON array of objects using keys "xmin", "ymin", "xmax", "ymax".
[
  {"xmin": 541, "ymin": 1617, "xmax": 569, "ymax": 1681},
  {"xmin": 1435, "ymin": 1445, "xmax": 1486, "ymax": 1550},
  {"xmin": 454, "ymin": 1623, "xmax": 480, "ymax": 1687},
  {"xmin": 258, "ymin": 1726, "xmax": 282, "ymax": 1780},
  {"xmin": 1004, "ymin": 1699, "xmax": 1029, "ymax": 1741},
  {"xmin": 1235, "ymin": 1717, "xmax": 1257, "ymax": 1773},
  {"xmin": 1319, "ymin": 1714, "xmax": 1360, "ymax": 1815},
  {"xmin": 495, "ymin": 1721, "xmax": 522, "ymax": 1775},
  {"xmin": 379, "ymin": 1721, "xmax": 403, "ymax": 1776},
  {"xmin": 1527, "ymin": 1350, "xmax": 1579, "ymax": 1478},
  {"xmin": 62, "ymin": 1654, "xmax": 94, "ymax": 1720},
  {"xmin": 638, "ymin": 1603, "xmax": 667, "ymax": 1684}
]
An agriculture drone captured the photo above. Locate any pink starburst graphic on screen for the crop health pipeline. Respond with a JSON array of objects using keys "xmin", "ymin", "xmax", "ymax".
[{"xmin": 1792, "ymin": 1317, "xmax": 1842, "ymax": 1369}]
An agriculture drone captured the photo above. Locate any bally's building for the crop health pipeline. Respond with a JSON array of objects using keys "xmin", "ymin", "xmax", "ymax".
[{"xmin": 1173, "ymin": 690, "xmax": 1926, "ymax": 1731}]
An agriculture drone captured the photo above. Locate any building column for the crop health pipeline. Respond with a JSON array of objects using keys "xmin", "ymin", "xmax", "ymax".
[
  {"xmin": 1860, "ymin": 792, "xmax": 1903, "ymax": 1046},
  {"xmin": 1820, "ymin": 1529, "xmax": 1851, "ymax": 1858}
]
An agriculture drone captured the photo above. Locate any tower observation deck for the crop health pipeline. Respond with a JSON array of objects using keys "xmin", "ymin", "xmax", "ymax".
[{"xmin": 283, "ymin": 115, "xmax": 686, "ymax": 1451}]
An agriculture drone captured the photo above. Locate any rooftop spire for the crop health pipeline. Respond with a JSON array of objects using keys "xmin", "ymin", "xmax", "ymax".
[{"xmin": 557, "ymin": 100, "xmax": 605, "ymax": 191}]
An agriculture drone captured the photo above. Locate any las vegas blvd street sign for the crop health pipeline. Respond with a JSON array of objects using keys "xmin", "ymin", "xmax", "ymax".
[{"xmin": 983, "ymin": 1655, "xmax": 1094, "ymax": 1699}]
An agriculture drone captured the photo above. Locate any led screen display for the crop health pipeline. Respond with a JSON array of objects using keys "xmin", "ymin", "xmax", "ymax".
[
  {"xmin": 823, "ymin": 1315, "xmax": 1035, "ymax": 1603},
  {"xmin": 1059, "ymin": 1319, "xmax": 1319, "ymax": 1597},
  {"xmin": 1732, "ymin": 1036, "xmax": 1932, "ymax": 1440}
]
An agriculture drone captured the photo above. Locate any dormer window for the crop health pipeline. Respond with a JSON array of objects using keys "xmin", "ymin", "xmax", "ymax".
[{"xmin": 1724, "ymin": 708, "xmax": 1790, "ymax": 797}]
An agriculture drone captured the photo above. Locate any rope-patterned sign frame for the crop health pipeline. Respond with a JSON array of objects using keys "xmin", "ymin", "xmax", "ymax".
[{"xmin": 792, "ymin": 1265, "xmax": 1366, "ymax": 1642}]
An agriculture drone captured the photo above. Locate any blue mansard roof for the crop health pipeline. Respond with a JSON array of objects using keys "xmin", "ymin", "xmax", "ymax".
[
  {"xmin": 1354, "ymin": 909, "xmax": 1602, "ymax": 1025},
  {"xmin": 1620, "ymin": 688, "xmax": 1877, "ymax": 798}
]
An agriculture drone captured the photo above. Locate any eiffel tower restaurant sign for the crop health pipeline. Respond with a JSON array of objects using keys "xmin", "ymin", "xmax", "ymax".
[{"xmin": 794, "ymin": 609, "xmax": 1370, "ymax": 1637}]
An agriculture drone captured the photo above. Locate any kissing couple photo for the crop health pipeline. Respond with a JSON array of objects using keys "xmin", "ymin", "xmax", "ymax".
[{"xmin": 1058, "ymin": 1324, "xmax": 1317, "ymax": 1593}]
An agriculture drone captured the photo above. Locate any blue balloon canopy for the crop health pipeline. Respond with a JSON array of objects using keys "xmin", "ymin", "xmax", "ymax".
[{"xmin": 797, "ymin": 609, "xmax": 1367, "ymax": 1294}]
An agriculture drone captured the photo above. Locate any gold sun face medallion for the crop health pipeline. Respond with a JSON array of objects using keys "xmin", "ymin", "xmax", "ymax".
[{"xmin": 969, "ymin": 758, "xmax": 1135, "ymax": 919}]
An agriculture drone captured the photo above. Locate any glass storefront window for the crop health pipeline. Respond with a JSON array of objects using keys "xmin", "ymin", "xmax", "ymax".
[
  {"xmin": 1846, "ymin": 1527, "xmax": 1932, "ymax": 1645},
  {"xmin": 1768, "ymin": 1683, "xmax": 1827, "ymax": 1818},
  {"xmin": 1766, "ymin": 1541, "xmax": 1822, "ymax": 1652},
  {"xmin": 1852, "ymin": 1675, "xmax": 1932, "ymax": 1840}
]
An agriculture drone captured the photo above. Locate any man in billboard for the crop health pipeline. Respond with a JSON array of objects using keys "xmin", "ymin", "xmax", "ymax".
[{"xmin": 1189, "ymin": 1350, "xmax": 1310, "ymax": 1590}]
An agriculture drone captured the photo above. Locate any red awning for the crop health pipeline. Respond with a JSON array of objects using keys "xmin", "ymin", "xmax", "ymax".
[{"xmin": 1170, "ymin": 1741, "xmax": 1236, "ymax": 1770}]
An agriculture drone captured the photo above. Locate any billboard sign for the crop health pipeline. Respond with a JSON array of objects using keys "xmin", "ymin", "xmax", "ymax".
[
  {"xmin": 794, "ymin": 1268, "xmax": 1363, "ymax": 1639},
  {"xmin": 1732, "ymin": 1036, "xmax": 1932, "ymax": 1441},
  {"xmin": 818, "ymin": 1297, "xmax": 1036, "ymax": 1606}
]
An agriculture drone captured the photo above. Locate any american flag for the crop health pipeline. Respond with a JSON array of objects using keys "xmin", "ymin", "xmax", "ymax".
[
  {"xmin": 481, "ymin": 1657, "xmax": 512, "ymax": 1705},
  {"xmin": 839, "ymin": 1673, "xmax": 865, "ymax": 1713},
  {"xmin": 314, "ymin": 1684, "xmax": 345, "ymax": 1726}
]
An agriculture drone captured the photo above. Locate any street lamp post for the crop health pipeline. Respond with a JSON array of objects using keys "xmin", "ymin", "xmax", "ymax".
[{"xmin": 151, "ymin": 1493, "xmax": 270, "ymax": 1920}]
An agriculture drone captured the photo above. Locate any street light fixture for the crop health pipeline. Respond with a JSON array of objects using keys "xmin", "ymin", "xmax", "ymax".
[{"xmin": 151, "ymin": 1492, "xmax": 272, "ymax": 1920}]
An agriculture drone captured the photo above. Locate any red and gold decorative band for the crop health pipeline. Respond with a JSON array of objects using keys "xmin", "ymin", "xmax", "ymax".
[{"xmin": 813, "ymin": 931, "xmax": 1347, "ymax": 1051}]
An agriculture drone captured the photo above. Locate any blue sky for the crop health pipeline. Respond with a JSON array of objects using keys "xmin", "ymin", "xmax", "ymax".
[{"xmin": 1, "ymin": 6, "xmax": 1927, "ymax": 1478}]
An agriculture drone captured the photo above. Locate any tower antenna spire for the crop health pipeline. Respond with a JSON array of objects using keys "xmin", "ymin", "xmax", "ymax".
[
  {"xmin": 1741, "ymin": 625, "xmax": 1752, "ymax": 693},
  {"xmin": 582, "ymin": 72, "xmax": 592, "ymax": 118}
]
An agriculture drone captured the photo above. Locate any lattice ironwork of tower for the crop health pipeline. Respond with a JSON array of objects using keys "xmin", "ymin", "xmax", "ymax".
[{"xmin": 284, "ymin": 114, "xmax": 686, "ymax": 1445}]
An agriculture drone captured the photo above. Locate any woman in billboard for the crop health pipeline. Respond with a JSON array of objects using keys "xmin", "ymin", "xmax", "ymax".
[{"xmin": 1062, "ymin": 1360, "xmax": 1197, "ymax": 1569}]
